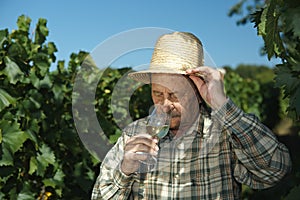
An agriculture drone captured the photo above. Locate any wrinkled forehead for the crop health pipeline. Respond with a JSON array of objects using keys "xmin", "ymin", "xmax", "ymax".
[{"xmin": 151, "ymin": 74, "xmax": 191, "ymax": 91}]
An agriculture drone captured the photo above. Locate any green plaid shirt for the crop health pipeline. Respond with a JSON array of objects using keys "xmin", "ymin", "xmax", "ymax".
[{"xmin": 91, "ymin": 99, "xmax": 291, "ymax": 200}]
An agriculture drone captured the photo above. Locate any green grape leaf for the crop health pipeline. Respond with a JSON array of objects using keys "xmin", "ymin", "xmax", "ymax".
[
  {"xmin": 7, "ymin": 42, "xmax": 27, "ymax": 60},
  {"xmin": 0, "ymin": 29, "xmax": 8, "ymax": 49},
  {"xmin": 17, "ymin": 192, "xmax": 35, "ymax": 200},
  {"xmin": 275, "ymin": 64, "xmax": 300, "ymax": 118},
  {"xmin": 0, "ymin": 120, "xmax": 29, "ymax": 154},
  {"xmin": 39, "ymin": 74, "xmax": 52, "ymax": 89},
  {"xmin": 274, "ymin": 65, "xmax": 299, "ymax": 96},
  {"xmin": 42, "ymin": 168, "xmax": 65, "ymax": 196},
  {"xmin": 43, "ymin": 168, "xmax": 65, "ymax": 187},
  {"xmin": 17, "ymin": 15, "xmax": 31, "ymax": 33},
  {"xmin": 29, "ymin": 157, "xmax": 37, "ymax": 175},
  {"xmin": 289, "ymin": 86, "xmax": 300, "ymax": 118},
  {"xmin": 34, "ymin": 18, "xmax": 48, "ymax": 45},
  {"xmin": 57, "ymin": 60, "xmax": 65, "ymax": 73},
  {"xmin": 29, "ymin": 71, "xmax": 52, "ymax": 89},
  {"xmin": 3, "ymin": 56, "xmax": 24, "ymax": 84},
  {"xmin": 27, "ymin": 119, "xmax": 40, "ymax": 139},
  {"xmin": 282, "ymin": 7, "xmax": 300, "ymax": 39},
  {"xmin": 0, "ymin": 146, "xmax": 14, "ymax": 166},
  {"xmin": 17, "ymin": 181, "xmax": 36, "ymax": 200},
  {"xmin": 32, "ymin": 52, "xmax": 50, "ymax": 77},
  {"xmin": 0, "ymin": 88, "xmax": 16, "ymax": 112},
  {"xmin": 47, "ymin": 42, "xmax": 57, "ymax": 62},
  {"xmin": 258, "ymin": 0, "xmax": 284, "ymax": 59},
  {"xmin": 0, "ymin": 120, "xmax": 29, "ymax": 166},
  {"xmin": 36, "ymin": 144, "xmax": 56, "ymax": 176}
]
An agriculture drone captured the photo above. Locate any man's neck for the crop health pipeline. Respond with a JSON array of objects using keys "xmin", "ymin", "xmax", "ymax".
[
  {"xmin": 169, "ymin": 123, "xmax": 193, "ymax": 139},
  {"xmin": 169, "ymin": 114, "xmax": 201, "ymax": 139}
]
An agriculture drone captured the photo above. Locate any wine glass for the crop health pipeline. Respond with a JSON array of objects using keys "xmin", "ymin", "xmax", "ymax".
[
  {"xmin": 146, "ymin": 105, "xmax": 170, "ymax": 140},
  {"xmin": 137, "ymin": 105, "xmax": 170, "ymax": 172}
]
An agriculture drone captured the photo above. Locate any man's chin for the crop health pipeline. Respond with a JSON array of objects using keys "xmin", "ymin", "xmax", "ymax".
[{"xmin": 170, "ymin": 117, "xmax": 180, "ymax": 130}]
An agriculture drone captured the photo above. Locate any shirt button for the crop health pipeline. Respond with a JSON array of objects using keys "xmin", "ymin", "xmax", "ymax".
[
  {"xmin": 177, "ymin": 143, "xmax": 184, "ymax": 149},
  {"xmin": 174, "ymin": 174, "xmax": 179, "ymax": 179}
]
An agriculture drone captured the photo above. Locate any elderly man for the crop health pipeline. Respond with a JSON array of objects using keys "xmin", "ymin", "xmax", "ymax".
[{"xmin": 91, "ymin": 32, "xmax": 291, "ymax": 199}]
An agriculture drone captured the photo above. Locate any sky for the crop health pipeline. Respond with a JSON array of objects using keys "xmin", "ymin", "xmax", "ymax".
[{"xmin": 0, "ymin": 0, "xmax": 280, "ymax": 71}]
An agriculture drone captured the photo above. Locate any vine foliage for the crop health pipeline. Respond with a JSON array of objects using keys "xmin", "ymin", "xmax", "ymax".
[
  {"xmin": 0, "ymin": 15, "xmax": 96, "ymax": 199},
  {"xmin": 0, "ymin": 14, "xmax": 294, "ymax": 199},
  {"xmin": 229, "ymin": 0, "xmax": 300, "ymax": 120}
]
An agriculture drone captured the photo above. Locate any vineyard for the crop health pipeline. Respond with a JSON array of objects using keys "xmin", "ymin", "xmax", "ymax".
[{"xmin": 1, "ymin": 0, "xmax": 300, "ymax": 198}]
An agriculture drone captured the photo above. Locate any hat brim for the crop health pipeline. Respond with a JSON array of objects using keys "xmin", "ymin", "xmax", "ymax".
[{"xmin": 128, "ymin": 68, "xmax": 187, "ymax": 84}]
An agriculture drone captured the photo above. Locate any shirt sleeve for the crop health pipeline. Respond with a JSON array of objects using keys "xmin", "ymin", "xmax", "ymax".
[
  {"xmin": 91, "ymin": 134, "xmax": 136, "ymax": 200},
  {"xmin": 212, "ymin": 98, "xmax": 292, "ymax": 189}
]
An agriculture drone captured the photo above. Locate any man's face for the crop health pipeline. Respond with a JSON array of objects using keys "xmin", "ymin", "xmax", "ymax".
[{"xmin": 151, "ymin": 74, "xmax": 201, "ymax": 131}]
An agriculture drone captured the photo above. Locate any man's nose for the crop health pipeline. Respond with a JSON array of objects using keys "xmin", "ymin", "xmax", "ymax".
[{"xmin": 162, "ymin": 97, "xmax": 174, "ymax": 113}]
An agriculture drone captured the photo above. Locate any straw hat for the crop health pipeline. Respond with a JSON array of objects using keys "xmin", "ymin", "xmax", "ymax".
[{"xmin": 128, "ymin": 32, "xmax": 204, "ymax": 84}]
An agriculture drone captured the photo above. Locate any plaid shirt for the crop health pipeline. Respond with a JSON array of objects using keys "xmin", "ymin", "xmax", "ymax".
[{"xmin": 91, "ymin": 99, "xmax": 291, "ymax": 200}]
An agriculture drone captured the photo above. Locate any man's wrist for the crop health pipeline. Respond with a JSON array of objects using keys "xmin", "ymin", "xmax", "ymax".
[
  {"xmin": 114, "ymin": 162, "xmax": 136, "ymax": 188},
  {"xmin": 120, "ymin": 160, "xmax": 136, "ymax": 176}
]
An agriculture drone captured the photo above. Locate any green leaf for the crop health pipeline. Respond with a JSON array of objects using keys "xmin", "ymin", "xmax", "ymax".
[
  {"xmin": 0, "ymin": 120, "xmax": 29, "ymax": 166},
  {"xmin": 28, "ymin": 69, "xmax": 39, "ymax": 88},
  {"xmin": 36, "ymin": 144, "xmax": 56, "ymax": 176},
  {"xmin": 42, "ymin": 168, "xmax": 65, "ymax": 196},
  {"xmin": 17, "ymin": 15, "xmax": 31, "ymax": 33},
  {"xmin": 43, "ymin": 168, "xmax": 65, "ymax": 187},
  {"xmin": 26, "ymin": 119, "xmax": 40, "ymax": 142},
  {"xmin": 7, "ymin": 42, "xmax": 27, "ymax": 60},
  {"xmin": 258, "ymin": 0, "xmax": 284, "ymax": 59},
  {"xmin": 17, "ymin": 193, "xmax": 35, "ymax": 200},
  {"xmin": 228, "ymin": 0, "xmax": 246, "ymax": 17},
  {"xmin": 17, "ymin": 191, "xmax": 35, "ymax": 200},
  {"xmin": 17, "ymin": 181, "xmax": 36, "ymax": 200},
  {"xmin": 274, "ymin": 65, "xmax": 298, "ymax": 96},
  {"xmin": 39, "ymin": 144, "xmax": 56, "ymax": 164},
  {"xmin": 32, "ymin": 52, "xmax": 50, "ymax": 77},
  {"xmin": 0, "ymin": 29, "xmax": 8, "ymax": 49},
  {"xmin": 57, "ymin": 60, "xmax": 65, "ymax": 73},
  {"xmin": 34, "ymin": 18, "xmax": 48, "ymax": 44},
  {"xmin": 29, "ymin": 71, "xmax": 52, "ymax": 89},
  {"xmin": 0, "ymin": 120, "xmax": 29, "ymax": 153},
  {"xmin": 289, "ymin": 85, "xmax": 300, "ymax": 118},
  {"xmin": 274, "ymin": 64, "xmax": 300, "ymax": 118},
  {"xmin": 47, "ymin": 42, "xmax": 57, "ymax": 62},
  {"xmin": 0, "ymin": 88, "xmax": 16, "ymax": 112},
  {"xmin": 3, "ymin": 56, "xmax": 24, "ymax": 84},
  {"xmin": 0, "ymin": 146, "xmax": 13, "ymax": 166},
  {"xmin": 282, "ymin": 7, "xmax": 300, "ymax": 39},
  {"xmin": 52, "ymin": 84, "xmax": 64, "ymax": 103},
  {"xmin": 29, "ymin": 157, "xmax": 37, "ymax": 175},
  {"xmin": 39, "ymin": 74, "xmax": 52, "ymax": 89}
]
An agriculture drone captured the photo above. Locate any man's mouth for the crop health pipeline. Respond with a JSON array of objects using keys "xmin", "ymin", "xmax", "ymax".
[{"xmin": 171, "ymin": 113, "xmax": 180, "ymax": 118}]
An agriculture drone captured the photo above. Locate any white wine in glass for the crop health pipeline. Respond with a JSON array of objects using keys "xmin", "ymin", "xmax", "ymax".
[
  {"xmin": 138, "ymin": 105, "xmax": 170, "ymax": 171},
  {"xmin": 146, "ymin": 124, "xmax": 169, "ymax": 139},
  {"xmin": 146, "ymin": 104, "xmax": 170, "ymax": 139}
]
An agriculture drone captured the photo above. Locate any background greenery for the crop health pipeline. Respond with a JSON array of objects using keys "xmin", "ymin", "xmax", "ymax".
[{"xmin": 0, "ymin": 0, "xmax": 299, "ymax": 198}]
